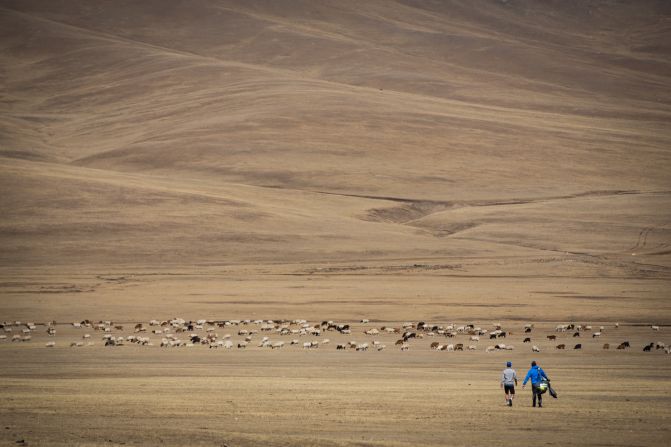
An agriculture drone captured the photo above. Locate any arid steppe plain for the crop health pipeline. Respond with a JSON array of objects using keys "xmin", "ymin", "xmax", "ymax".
[{"xmin": 1, "ymin": 1, "xmax": 671, "ymax": 445}]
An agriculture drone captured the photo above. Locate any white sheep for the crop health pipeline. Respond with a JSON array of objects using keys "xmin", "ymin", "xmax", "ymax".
[
  {"xmin": 652, "ymin": 325, "xmax": 660, "ymax": 331},
  {"xmin": 468, "ymin": 345, "xmax": 477, "ymax": 351},
  {"xmin": 470, "ymin": 336, "xmax": 480, "ymax": 342},
  {"xmin": 532, "ymin": 345, "xmax": 541, "ymax": 352},
  {"xmin": 45, "ymin": 341, "xmax": 55, "ymax": 347}
]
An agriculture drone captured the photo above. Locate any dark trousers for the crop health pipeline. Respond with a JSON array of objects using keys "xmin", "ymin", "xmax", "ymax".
[{"xmin": 532, "ymin": 385, "xmax": 543, "ymax": 407}]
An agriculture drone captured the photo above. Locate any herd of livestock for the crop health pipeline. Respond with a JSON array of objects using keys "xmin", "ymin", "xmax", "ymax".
[{"xmin": 0, "ymin": 318, "xmax": 668, "ymax": 354}]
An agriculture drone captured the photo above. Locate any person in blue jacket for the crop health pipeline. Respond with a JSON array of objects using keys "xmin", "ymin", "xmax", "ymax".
[{"xmin": 522, "ymin": 360, "xmax": 550, "ymax": 408}]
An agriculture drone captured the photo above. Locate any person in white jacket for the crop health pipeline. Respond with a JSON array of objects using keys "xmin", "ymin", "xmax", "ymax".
[{"xmin": 501, "ymin": 361, "xmax": 518, "ymax": 406}]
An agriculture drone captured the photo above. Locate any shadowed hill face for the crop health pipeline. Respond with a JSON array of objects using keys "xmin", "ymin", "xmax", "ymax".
[{"xmin": 1, "ymin": 0, "xmax": 671, "ymax": 269}]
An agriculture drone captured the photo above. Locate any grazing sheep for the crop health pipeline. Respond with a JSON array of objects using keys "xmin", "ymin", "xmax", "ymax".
[
  {"xmin": 573, "ymin": 332, "xmax": 580, "ymax": 337},
  {"xmin": 468, "ymin": 345, "xmax": 477, "ymax": 351},
  {"xmin": 430, "ymin": 342, "xmax": 440, "ymax": 350},
  {"xmin": 603, "ymin": 343, "xmax": 610, "ymax": 350},
  {"xmin": 504, "ymin": 345, "xmax": 514, "ymax": 351},
  {"xmin": 523, "ymin": 337, "xmax": 531, "ymax": 343},
  {"xmin": 271, "ymin": 341, "xmax": 285, "ymax": 349},
  {"xmin": 547, "ymin": 335, "xmax": 557, "ymax": 341},
  {"xmin": 532, "ymin": 345, "xmax": 540, "ymax": 352},
  {"xmin": 45, "ymin": 341, "xmax": 55, "ymax": 347},
  {"xmin": 652, "ymin": 325, "xmax": 660, "ymax": 331},
  {"xmin": 643, "ymin": 343, "xmax": 654, "ymax": 352},
  {"xmin": 237, "ymin": 342, "xmax": 248, "ymax": 349},
  {"xmin": 400, "ymin": 343, "xmax": 409, "ymax": 351},
  {"xmin": 556, "ymin": 344, "xmax": 566, "ymax": 350},
  {"xmin": 486, "ymin": 346, "xmax": 496, "ymax": 353},
  {"xmin": 574, "ymin": 344, "xmax": 582, "ymax": 350},
  {"xmin": 617, "ymin": 341, "xmax": 630, "ymax": 349},
  {"xmin": 455, "ymin": 343, "xmax": 464, "ymax": 351},
  {"xmin": 470, "ymin": 336, "xmax": 480, "ymax": 342},
  {"xmin": 356, "ymin": 343, "xmax": 369, "ymax": 351},
  {"xmin": 615, "ymin": 323, "xmax": 619, "ymax": 329},
  {"xmin": 11, "ymin": 334, "xmax": 21, "ymax": 342},
  {"xmin": 336, "ymin": 344, "xmax": 346, "ymax": 350},
  {"xmin": 364, "ymin": 328, "xmax": 379, "ymax": 335},
  {"xmin": 0, "ymin": 335, "xmax": 6, "ymax": 341},
  {"xmin": 592, "ymin": 332, "xmax": 601, "ymax": 338},
  {"xmin": 446, "ymin": 344, "xmax": 454, "ymax": 351},
  {"xmin": 377, "ymin": 344, "xmax": 386, "ymax": 351},
  {"xmin": 656, "ymin": 342, "xmax": 666, "ymax": 350}
]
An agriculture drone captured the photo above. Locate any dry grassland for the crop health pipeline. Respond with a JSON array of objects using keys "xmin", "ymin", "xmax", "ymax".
[{"xmin": 1, "ymin": 0, "xmax": 671, "ymax": 445}]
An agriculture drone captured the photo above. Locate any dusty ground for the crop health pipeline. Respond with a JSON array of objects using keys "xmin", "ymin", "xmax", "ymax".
[
  {"xmin": 2, "ymin": 0, "xmax": 671, "ymax": 445},
  {"xmin": 1, "ymin": 319, "xmax": 670, "ymax": 447}
]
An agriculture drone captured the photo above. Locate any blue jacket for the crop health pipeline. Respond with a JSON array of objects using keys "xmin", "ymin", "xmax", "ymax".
[{"xmin": 522, "ymin": 366, "xmax": 549, "ymax": 385}]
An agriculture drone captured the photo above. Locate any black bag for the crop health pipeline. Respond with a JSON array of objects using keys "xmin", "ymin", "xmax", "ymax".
[{"xmin": 548, "ymin": 381, "xmax": 558, "ymax": 398}]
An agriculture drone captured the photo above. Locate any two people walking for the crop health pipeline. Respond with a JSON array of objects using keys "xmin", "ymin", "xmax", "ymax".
[{"xmin": 501, "ymin": 361, "xmax": 553, "ymax": 407}]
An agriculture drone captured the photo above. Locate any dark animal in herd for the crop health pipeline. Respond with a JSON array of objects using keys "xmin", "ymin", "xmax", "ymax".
[
  {"xmin": 556, "ymin": 344, "xmax": 566, "ymax": 350},
  {"xmin": 523, "ymin": 337, "xmax": 531, "ymax": 343},
  {"xmin": 574, "ymin": 344, "xmax": 582, "ymax": 350},
  {"xmin": 547, "ymin": 335, "xmax": 557, "ymax": 341}
]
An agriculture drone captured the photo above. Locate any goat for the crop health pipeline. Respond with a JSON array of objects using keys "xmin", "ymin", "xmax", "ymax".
[
  {"xmin": 523, "ymin": 337, "xmax": 531, "ymax": 343},
  {"xmin": 547, "ymin": 335, "xmax": 557, "ymax": 341},
  {"xmin": 574, "ymin": 344, "xmax": 582, "ymax": 350},
  {"xmin": 556, "ymin": 344, "xmax": 566, "ymax": 350}
]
